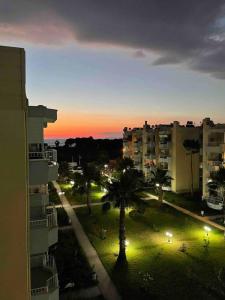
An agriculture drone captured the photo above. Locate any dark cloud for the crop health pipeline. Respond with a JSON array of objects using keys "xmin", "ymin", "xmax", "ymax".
[{"xmin": 0, "ymin": 0, "xmax": 225, "ymax": 78}]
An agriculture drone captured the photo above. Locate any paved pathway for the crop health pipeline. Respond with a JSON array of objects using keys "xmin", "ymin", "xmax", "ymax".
[
  {"xmin": 48, "ymin": 202, "xmax": 103, "ymax": 209},
  {"xmin": 53, "ymin": 181, "xmax": 121, "ymax": 300},
  {"xmin": 60, "ymin": 286, "xmax": 101, "ymax": 300},
  {"xmin": 144, "ymin": 193, "xmax": 225, "ymax": 231}
]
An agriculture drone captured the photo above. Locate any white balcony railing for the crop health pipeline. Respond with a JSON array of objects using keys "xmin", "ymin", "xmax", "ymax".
[
  {"xmin": 31, "ymin": 274, "xmax": 58, "ymax": 296},
  {"xmin": 30, "ymin": 209, "xmax": 58, "ymax": 228},
  {"xmin": 31, "ymin": 254, "xmax": 58, "ymax": 296},
  {"xmin": 29, "ymin": 149, "xmax": 57, "ymax": 162}
]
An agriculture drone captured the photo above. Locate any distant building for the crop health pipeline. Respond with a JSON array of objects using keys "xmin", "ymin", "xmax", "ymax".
[
  {"xmin": 123, "ymin": 120, "xmax": 201, "ymax": 193},
  {"xmin": 202, "ymin": 118, "xmax": 225, "ymax": 209}
]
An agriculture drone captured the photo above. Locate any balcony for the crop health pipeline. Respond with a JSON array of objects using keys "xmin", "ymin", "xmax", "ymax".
[
  {"xmin": 31, "ymin": 254, "xmax": 59, "ymax": 299},
  {"xmin": 159, "ymin": 142, "xmax": 170, "ymax": 149},
  {"xmin": 30, "ymin": 208, "xmax": 58, "ymax": 255},
  {"xmin": 29, "ymin": 150, "xmax": 58, "ymax": 185}
]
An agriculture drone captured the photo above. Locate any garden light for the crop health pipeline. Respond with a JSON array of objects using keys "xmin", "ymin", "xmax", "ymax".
[
  {"xmin": 204, "ymin": 226, "xmax": 211, "ymax": 236},
  {"xmin": 165, "ymin": 231, "xmax": 173, "ymax": 243},
  {"xmin": 125, "ymin": 240, "xmax": 129, "ymax": 247},
  {"xmin": 70, "ymin": 180, "xmax": 74, "ymax": 185},
  {"xmin": 156, "ymin": 183, "xmax": 160, "ymax": 187}
]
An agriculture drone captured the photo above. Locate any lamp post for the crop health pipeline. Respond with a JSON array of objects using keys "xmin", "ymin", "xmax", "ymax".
[{"xmin": 204, "ymin": 226, "xmax": 211, "ymax": 238}]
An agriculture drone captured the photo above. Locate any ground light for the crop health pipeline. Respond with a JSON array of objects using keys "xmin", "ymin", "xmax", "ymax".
[
  {"xmin": 125, "ymin": 240, "xmax": 129, "ymax": 247},
  {"xmin": 204, "ymin": 225, "xmax": 211, "ymax": 237},
  {"xmin": 70, "ymin": 180, "xmax": 74, "ymax": 185},
  {"xmin": 165, "ymin": 231, "xmax": 173, "ymax": 243}
]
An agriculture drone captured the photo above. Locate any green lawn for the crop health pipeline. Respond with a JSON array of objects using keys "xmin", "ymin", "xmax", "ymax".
[
  {"xmin": 54, "ymin": 228, "xmax": 98, "ymax": 292},
  {"xmin": 59, "ymin": 182, "xmax": 106, "ymax": 205},
  {"xmin": 48, "ymin": 181, "xmax": 61, "ymax": 204},
  {"xmin": 143, "ymin": 188, "xmax": 218, "ymax": 216},
  {"xmin": 76, "ymin": 201, "xmax": 225, "ymax": 300}
]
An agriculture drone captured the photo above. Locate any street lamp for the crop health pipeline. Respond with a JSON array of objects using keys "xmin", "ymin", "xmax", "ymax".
[{"xmin": 165, "ymin": 231, "xmax": 173, "ymax": 243}]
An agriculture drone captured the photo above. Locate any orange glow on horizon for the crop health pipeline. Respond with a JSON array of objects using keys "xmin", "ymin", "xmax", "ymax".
[{"xmin": 44, "ymin": 111, "xmax": 200, "ymax": 139}]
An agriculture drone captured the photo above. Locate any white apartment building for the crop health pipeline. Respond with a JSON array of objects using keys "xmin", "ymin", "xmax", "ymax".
[
  {"xmin": 29, "ymin": 105, "xmax": 59, "ymax": 300},
  {"xmin": 123, "ymin": 121, "xmax": 201, "ymax": 193},
  {"xmin": 202, "ymin": 118, "xmax": 225, "ymax": 209}
]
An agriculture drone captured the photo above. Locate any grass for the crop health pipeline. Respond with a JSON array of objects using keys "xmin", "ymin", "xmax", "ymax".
[
  {"xmin": 76, "ymin": 201, "xmax": 225, "ymax": 300},
  {"xmin": 57, "ymin": 207, "xmax": 70, "ymax": 227},
  {"xmin": 143, "ymin": 188, "xmax": 219, "ymax": 216},
  {"xmin": 48, "ymin": 181, "xmax": 61, "ymax": 204},
  {"xmin": 59, "ymin": 182, "xmax": 106, "ymax": 205},
  {"xmin": 53, "ymin": 228, "xmax": 98, "ymax": 292}
]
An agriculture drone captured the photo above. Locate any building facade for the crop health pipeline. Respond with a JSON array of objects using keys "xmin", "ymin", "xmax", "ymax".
[
  {"xmin": 0, "ymin": 46, "xmax": 59, "ymax": 300},
  {"xmin": 202, "ymin": 118, "xmax": 225, "ymax": 209},
  {"xmin": 29, "ymin": 106, "xmax": 59, "ymax": 299},
  {"xmin": 123, "ymin": 120, "xmax": 201, "ymax": 193}
]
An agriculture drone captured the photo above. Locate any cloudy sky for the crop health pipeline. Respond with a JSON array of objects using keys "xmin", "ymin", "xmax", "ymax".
[{"xmin": 1, "ymin": 0, "xmax": 225, "ymax": 138}]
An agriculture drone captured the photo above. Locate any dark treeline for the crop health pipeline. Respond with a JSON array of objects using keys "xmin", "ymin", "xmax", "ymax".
[{"xmin": 53, "ymin": 137, "xmax": 123, "ymax": 164}]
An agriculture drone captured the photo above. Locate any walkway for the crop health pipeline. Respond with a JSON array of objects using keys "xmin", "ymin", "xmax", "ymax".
[
  {"xmin": 60, "ymin": 286, "xmax": 101, "ymax": 300},
  {"xmin": 48, "ymin": 202, "xmax": 103, "ymax": 209},
  {"xmin": 53, "ymin": 181, "xmax": 121, "ymax": 300},
  {"xmin": 144, "ymin": 193, "xmax": 225, "ymax": 232}
]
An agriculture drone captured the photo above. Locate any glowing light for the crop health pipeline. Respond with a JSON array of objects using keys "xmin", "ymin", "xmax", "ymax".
[
  {"xmin": 204, "ymin": 226, "xmax": 211, "ymax": 232},
  {"xmin": 104, "ymin": 164, "xmax": 108, "ymax": 168},
  {"xmin": 125, "ymin": 240, "xmax": 129, "ymax": 246},
  {"xmin": 156, "ymin": 183, "xmax": 160, "ymax": 187},
  {"xmin": 165, "ymin": 231, "xmax": 173, "ymax": 243},
  {"xmin": 70, "ymin": 180, "xmax": 75, "ymax": 185},
  {"xmin": 165, "ymin": 232, "xmax": 173, "ymax": 237}
]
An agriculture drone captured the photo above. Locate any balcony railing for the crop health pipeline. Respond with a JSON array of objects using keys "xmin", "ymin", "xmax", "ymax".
[
  {"xmin": 31, "ymin": 274, "xmax": 58, "ymax": 296},
  {"xmin": 30, "ymin": 208, "xmax": 58, "ymax": 228},
  {"xmin": 29, "ymin": 149, "xmax": 57, "ymax": 161},
  {"xmin": 31, "ymin": 254, "xmax": 58, "ymax": 296}
]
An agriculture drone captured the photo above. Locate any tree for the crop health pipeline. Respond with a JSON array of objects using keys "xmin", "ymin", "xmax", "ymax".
[
  {"xmin": 207, "ymin": 167, "xmax": 225, "ymax": 222},
  {"xmin": 102, "ymin": 168, "xmax": 146, "ymax": 264},
  {"xmin": 116, "ymin": 157, "xmax": 134, "ymax": 172},
  {"xmin": 183, "ymin": 139, "xmax": 200, "ymax": 196},
  {"xmin": 55, "ymin": 140, "xmax": 60, "ymax": 148},
  {"xmin": 58, "ymin": 161, "xmax": 71, "ymax": 181},
  {"xmin": 151, "ymin": 168, "xmax": 172, "ymax": 205},
  {"xmin": 72, "ymin": 163, "xmax": 100, "ymax": 215}
]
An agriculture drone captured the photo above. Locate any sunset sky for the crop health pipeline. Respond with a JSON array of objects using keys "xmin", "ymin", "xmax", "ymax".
[{"xmin": 1, "ymin": 1, "xmax": 225, "ymax": 138}]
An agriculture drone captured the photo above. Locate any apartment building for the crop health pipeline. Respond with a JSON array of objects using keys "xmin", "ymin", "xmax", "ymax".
[
  {"xmin": 29, "ymin": 105, "xmax": 59, "ymax": 299},
  {"xmin": 0, "ymin": 46, "xmax": 30, "ymax": 300},
  {"xmin": 123, "ymin": 120, "xmax": 201, "ymax": 193},
  {"xmin": 202, "ymin": 118, "xmax": 225, "ymax": 209},
  {"xmin": 0, "ymin": 46, "xmax": 59, "ymax": 300}
]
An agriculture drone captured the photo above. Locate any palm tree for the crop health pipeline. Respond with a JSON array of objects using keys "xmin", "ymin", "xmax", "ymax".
[
  {"xmin": 72, "ymin": 163, "xmax": 100, "ymax": 215},
  {"xmin": 102, "ymin": 168, "xmax": 145, "ymax": 263},
  {"xmin": 183, "ymin": 139, "xmax": 200, "ymax": 196},
  {"xmin": 55, "ymin": 140, "xmax": 60, "ymax": 148},
  {"xmin": 58, "ymin": 161, "xmax": 71, "ymax": 181},
  {"xmin": 207, "ymin": 167, "xmax": 225, "ymax": 222},
  {"xmin": 151, "ymin": 168, "xmax": 172, "ymax": 205}
]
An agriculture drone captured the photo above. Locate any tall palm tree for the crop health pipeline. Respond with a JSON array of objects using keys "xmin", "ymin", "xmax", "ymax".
[
  {"xmin": 183, "ymin": 139, "xmax": 200, "ymax": 196},
  {"xmin": 72, "ymin": 163, "xmax": 100, "ymax": 215},
  {"xmin": 151, "ymin": 168, "xmax": 172, "ymax": 205},
  {"xmin": 102, "ymin": 168, "xmax": 145, "ymax": 263},
  {"xmin": 207, "ymin": 167, "xmax": 225, "ymax": 221}
]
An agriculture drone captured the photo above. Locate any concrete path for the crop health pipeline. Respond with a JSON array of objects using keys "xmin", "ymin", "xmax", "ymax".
[
  {"xmin": 60, "ymin": 286, "xmax": 101, "ymax": 300},
  {"xmin": 53, "ymin": 181, "xmax": 121, "ymax": 300},
  {"xmin": 48, "ymin": 202, "xmax": 103, "ymax": 209},
  {"xmin": 144, "ymin": 193, "xmax": 225, "ymax": 232}
]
